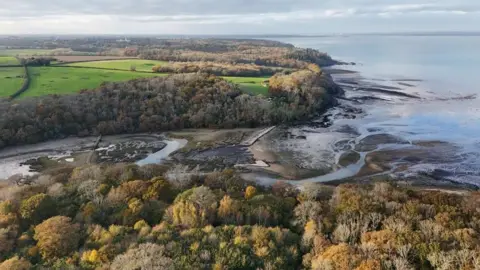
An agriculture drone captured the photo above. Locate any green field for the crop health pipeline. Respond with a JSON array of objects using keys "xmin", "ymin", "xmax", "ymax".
[
  {"xmin": 67, "ymin": 60, "xmax": 269, "ymax": 94},
  {"xmin": 0, "ymin": 49, "xmax": 54, "ymax": 56},
  {"xmin": 5, "ymin": 63, "xmax": 269, "ymax": 98},
  {"xmin": 226, "ymin": 76, "xmax": 269, "ymax": 95},
  {"xmin": 0, "ymin": 67, "xmax": 25, "ymax": 96},
  {"xmin": 25, "ymin": 67, "xmax": 165, "ymax": 97},
  {"xmin": 67, "ymin": 59, "xmax": 168, "ymax": 72},
  {"xmin": 0, "ymin": 56, "xmax": 19, "ymax": 65}
]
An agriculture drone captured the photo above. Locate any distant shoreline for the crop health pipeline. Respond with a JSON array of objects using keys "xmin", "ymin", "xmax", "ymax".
[{"xmin": 2, "ymin": 31, "xmax": 479, "ymax": 38}]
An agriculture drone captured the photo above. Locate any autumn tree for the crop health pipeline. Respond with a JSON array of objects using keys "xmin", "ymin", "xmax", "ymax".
[
  {"xmin": 166, "ymin": 186, "xmax": 218, "ymax": 228},
  {"xmin": 245, "ymin": 186, "xmax": 257, "ymax": 200},
  {"xmin": 0, "ymin": 256, "xmax": 32, "ymax": 270},
  {"xmin": 34, "ymin": 216, "xmax": 81, "ymax": 260},
  {"xmin": 218, "ymin": 195, "xmax": 241, "ymax": 224},
  {"xmin": 110, "ymin": 243, "xmax": 173, "ymax": 270},
  {"xmin": 20, "ymin": 193, "xmax": 55, "ymax": 224}
]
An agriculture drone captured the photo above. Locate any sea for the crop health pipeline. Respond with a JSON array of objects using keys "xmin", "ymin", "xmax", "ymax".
[{"xmin": 270, "ymin": 35, "xmax": 480, "ymax": 185}]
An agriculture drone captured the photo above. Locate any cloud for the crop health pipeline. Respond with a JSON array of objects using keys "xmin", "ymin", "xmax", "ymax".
[
  {"xmin": 2, "ymin": 0, "xmax": 479, "ymax": 19},
  {"xmin": 0, "ymin": 0, "xmax": 479, "ymax": 34}
]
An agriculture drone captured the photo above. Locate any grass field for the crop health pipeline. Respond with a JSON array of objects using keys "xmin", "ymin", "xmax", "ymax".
[
  {"xmin": 63, "ymin": 59, "xmax": 269, "ymax": 94},
  {"xmin": 25, "ymin": 67, "xmax": 165, "ymax": 97},
  {"xmin": 67, "ymin": 59, "xmax": 168, "ymax": 72},
  {"xmin": 0, "ymin": 56, "xmax": 19, "ymax": 65},
  {"xmin": 6, "ymin": 63, "xmax": 269, "ymax": 98},
  {"xmin": 0, "ymin": 49, "xmax": 54, "ymax": 56},
  {"xmin": 0, "ymin": 67, "xmax": 25, "ymax": 97},
  {"xmin": 227, "ymin": 76, "xmax": 269, "ymax": 95}
]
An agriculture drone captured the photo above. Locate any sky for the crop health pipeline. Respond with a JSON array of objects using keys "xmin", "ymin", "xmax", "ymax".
[{"xmin": 0, "ymin": 0, "xmax": 479, "ymax": 35}]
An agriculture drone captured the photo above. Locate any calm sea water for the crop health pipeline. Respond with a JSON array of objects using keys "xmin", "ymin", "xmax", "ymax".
[
  {"xmin": 272, "ymin": 35, "xmax": 480, "ymax": 184},
  {"xmin": 275, "ymin": 35, "xmax": 480, "ymax": 96}
]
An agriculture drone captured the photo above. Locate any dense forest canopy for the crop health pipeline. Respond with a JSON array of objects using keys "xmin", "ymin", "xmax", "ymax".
[
  {"xmin": 1, "ymin": 37, "xmax": 338, "ymax": 69},
  {"xmin": 151, "ymin": 61, "xmax": 289, "ymax": 77},
  {"xmin": 140, "ymin": 45, "xmax": 338, "ymax": 69},
  {"xmin": 0, "ymin": 162, "xmax": 479, "ymax": 269},
  {"xmin": 0, "ymin": 68, "xmax": 341, "ymax": 150}
]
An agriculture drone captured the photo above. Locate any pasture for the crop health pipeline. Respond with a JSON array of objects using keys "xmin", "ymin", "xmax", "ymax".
[
  {"xmin": 0, "ymin": 49, "xmax": 54, "ymax": 56},
  {"xmin": 227, "ymin": 76, "xmax": 269, "ymax": 95},
  {"xmin": 66, "ymin": 59, "xmax": 168, "ymax": 72},
  {"xmin": 55, "ymin": 56, "xmax": 138, "ymax": 63},
  {"xmin": 25, "ymin": 67, "xmax": 165, "ymax": 97},
  {"xmin": 0, "ymin": 56, "xmax": 19, "ymax": 65},
  {"xmin": 0, "ymin": 67, "xmax": 25, "ymax": 97}
]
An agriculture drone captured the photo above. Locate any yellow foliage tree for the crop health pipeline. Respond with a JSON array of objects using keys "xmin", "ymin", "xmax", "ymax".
[
  {"xmin": 0, "ymin": 256, "xmax": 32, "ymax": 270},
  {"xmin": 311, "ymin": 243, "xmax": 359, "ymax": 270},
  {"xmin": 355, "ymin": 259, "xmax": 382, "ymax": 270},
  {"xmin": 361, "ymin": 229, "xmax": 397, "ymax": 253},
  {"xmin": 218, "ymin": 195, "xmax": 240, "ymax": 224},
  {"xmin": 34, "ymin": 216, "xmax": 81, "ymax": 260},
  {"xmin": 245, "ymin": 186, "xmax": 257, "ymax": 200},
  {"xmin": 81, "ymin": 249, "xmax": 101, "ymax": 264}
]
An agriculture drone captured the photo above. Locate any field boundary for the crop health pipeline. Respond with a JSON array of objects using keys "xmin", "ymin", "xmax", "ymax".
[
  {"xmin": 0, "ymin": 64, "xmax": 23, "ymax": 68},
  {"xmin": 9, "ymin": 65, "xmax": 30, "ymax": 100},
  {"xmin": 46, "ymin": 65, "xmax": 159, "ymax": 75},
  {"xmin": 53, "ymin": 57, "xmax": 140, "ymax": 65}
]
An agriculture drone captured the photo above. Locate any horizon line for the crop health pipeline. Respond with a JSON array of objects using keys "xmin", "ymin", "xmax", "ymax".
[{"xmin": 1, "ymin": 31, "xmax": 480, "ymax": 37}]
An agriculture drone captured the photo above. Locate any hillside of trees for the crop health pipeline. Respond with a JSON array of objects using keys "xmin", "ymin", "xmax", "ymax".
[
  {"xmin": 152, "ymin": 61, "xmax": 289, "ymax": 77},
  {"xmin": 138, "ymin": 39, "xmax": 338, "ymax": 69},
  {"xmin": 141, "ymin": 46, "xmax": 337, "ymax": 69},
  {"xmin": 0, "ymin": 162, "xmax": 479, "ymax": 269},
  {"xmin": 0, "ymin": 68, "xmax": 340, "ymax": 150},
  {"xmin": 1, "ymin": 37, "xmax": 338, "ymax": 68}
]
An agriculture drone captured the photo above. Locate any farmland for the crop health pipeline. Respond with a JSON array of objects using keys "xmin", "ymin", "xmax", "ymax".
[
  {"xmin": 66, "ymin": 59, "xmax": 168, "ymax": 71},
  {"xmin": 0, "ymin": 49, "xmax": 54, "ymax": 56},
  {"xmin": 65, "ymin": 59, "xmax": 268, "ymax": 94},
  {"xmin": 0, "ymin": 56, "xmax": 19, "ymax": 65},
  {"xmin": 25, "ymin": 67, "xmax": 165, "ymax": 97},
  {"xmin": 227, "ymin": 76, "xmax": 269, "ymax": 95},
  {"xmin": 0, "ymin": 67, "xmax": 25, "ymax": 96},
  {"xmin": 0, "ymin": 57, "xmax": 269, "ymax": 98},
  {"xmin": 55, "ymin": 56, "xmax": 138, "ymax": 63}
]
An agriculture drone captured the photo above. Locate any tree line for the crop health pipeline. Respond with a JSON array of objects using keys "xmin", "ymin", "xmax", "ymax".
[
  {"xmin": 0, "ymin": 161, "xmax": 479, "ymax": 269},
  {"xmin": 152, "ymin": 61, "xmax": 289, "ymax": 77},
  {"xmin": 0, "ymin": 69, "xmax": 340, "ymax": 150},
  {"xmin": 19, "ymin": 57, "xmax": 54, "ymax": 67},
  {"xmin": 139, "ymin": 40, "xmax": 338, "ymax": 69}
]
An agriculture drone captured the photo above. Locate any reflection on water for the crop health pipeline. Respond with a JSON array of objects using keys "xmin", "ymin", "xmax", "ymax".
[{"xmin": 261, "ymin": 35, "xmax": 480, "ymax": 185}]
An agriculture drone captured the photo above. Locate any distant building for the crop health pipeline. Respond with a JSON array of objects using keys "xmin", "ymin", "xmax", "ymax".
[{"xmin": 116, "ymin": 37, "xmax": 131, "ymax": 43}]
